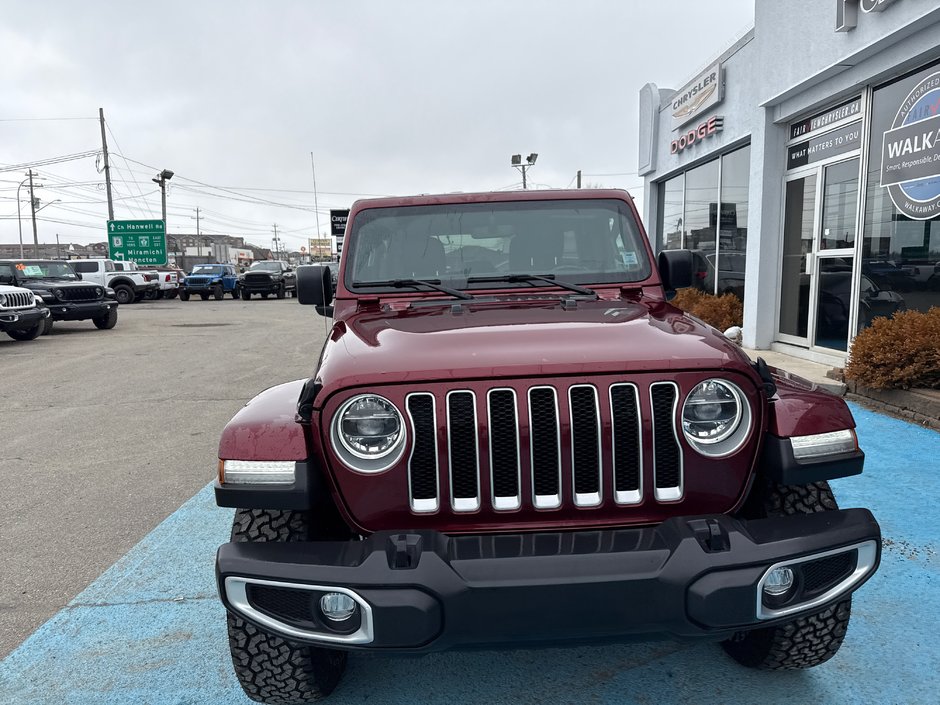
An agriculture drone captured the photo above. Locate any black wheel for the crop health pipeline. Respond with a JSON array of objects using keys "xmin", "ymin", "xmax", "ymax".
[
  {"xmin": 721, "ymin": 480, "xmax": 852, "ymax": 670},
  {"xmin": 232, "ymin": 287, "xmax": 240, "ymax": 299},
  {"xmin": 241, "ymin": 289, "xmax": 251, "ymax": 300},
  {"xmin": 41, "ymin": 317, "xmax": 54, "ymax": 335},
  {"xmin": 179, "ymin": 290, "xmax": 190, "ymax": 301},
  {"xmin": 6, "ymin": 322, "xmax": 43, "ymax": 341},
  {"xmin": 226, "ymin": 509, "xmax": 347, "ymax": 703},
  {"xmin": 165, "ymin": 290, "xmax": 178, "ymax": 299},
  {"xmin": 144, "ymin": 289, "xmax": 159, "ymax": 300},
  {"xmin": 261, "ymin": 292, "xmax": 269, "ymax": 299},
  {"xmin": 214, "ymin": 283, "xmax": 224, "ymax": 300},
  {"xmin": 276, "ymin": 283, "xmax": 286, "ymax": 299},
  {"xmin": 200, "ymin": 293, "xmax": 210, "ymax": 301},
  {"xmin": 92, "ymin": 307, "xmax": 118, "ymax": 330},
  {"xmin": 113, "ymin": 284, "xmax": 134, "ymax": 305}
]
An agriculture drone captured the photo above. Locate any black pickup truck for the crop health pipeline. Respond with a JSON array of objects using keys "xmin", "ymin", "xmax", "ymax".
[{"xmin": 239, "ymin": 260, "xmax": 296, "ymax": 300}]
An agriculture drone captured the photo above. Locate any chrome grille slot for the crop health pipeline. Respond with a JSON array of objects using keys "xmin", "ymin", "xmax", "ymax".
[
  {"xmin": 487, "ymin": 389, "xmax": 520, "ymax": 511},
  {"xmin": 528, "ymin": 387, "xmax": 562, "ymax": 509},
  {"xmin": 406, "ymin": 394, "xmax": 439, "ymax": 513},
  {"xmin": 446, "ymin": 391, "xmax": 480, "ymax": 512},
  {"xmin": 569, "ymin": 385, "xmax": 602, "ymax": 507},
  {"xmin": 610, "ymin": 383, "xmax": 642, "ymax": 504},
  {"xmin": 2, "ymin": 291, "xmax": 35, "ymax": 309},
  {"xmin": 650, "ymin": 382, "xmax": 682, "ymax": 501}
]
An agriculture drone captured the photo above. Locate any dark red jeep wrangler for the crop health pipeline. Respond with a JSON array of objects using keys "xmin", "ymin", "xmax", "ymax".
[{"xmin": 214, "ymin": 189, "xmax": 880, "ymax": 703}]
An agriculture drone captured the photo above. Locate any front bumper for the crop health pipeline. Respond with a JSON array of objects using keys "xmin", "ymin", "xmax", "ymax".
[
  {"xmin": 217, "ymin": 508, "xmax": 880, "ymax": 651},
  {"xmin": 46, "ymin": 300, "xmax": 113, "ymax": 321},
  {"xmin": 0, "ymin": 306, "xmax": 48, "ymax": 331},
  {"xmin": 242, "ymin": 278, "xmax": 279, "ymax": 293}
]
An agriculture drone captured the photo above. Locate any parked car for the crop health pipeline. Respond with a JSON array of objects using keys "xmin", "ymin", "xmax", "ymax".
[
  {"xmin": 816, "ymin": 271, "xmax": 905, "ymax": 341},
  {"xmin": 70, "ymin": 258, "xmax": 158, "ymax": 305},
  {"xmin": 240, "ymin": 260, "xmax": 296, "ymax": 299},
  {"xmin": 0, "ymin": 282, "xmax": 50, "ymax": 341},
  {"xmin": 180, "ymin": 263, "xmax": 240, "ymax": 301},
  {"xmin": 0, "ymin": 259, "xmax": 117, "ymax": 332},
  {"xmin": 213, "ymin": 189, "xmax": 880, "ymax": 703}
]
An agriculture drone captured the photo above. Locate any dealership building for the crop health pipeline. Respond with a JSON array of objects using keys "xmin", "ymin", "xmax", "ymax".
[{"xmin": 638, "ymin": 0, "xmax": 940, "ymax": 364}]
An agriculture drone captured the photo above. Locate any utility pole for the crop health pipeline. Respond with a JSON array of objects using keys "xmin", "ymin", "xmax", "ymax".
[
  {"xmin": 577, "ymin": 170, "xmax": 582, "ymax": 188},
  {"xmin": 56, "ymin": 233, "xmax": 61, "ymax": 260},
  {"xmin": 193, "ymin": 207, "xmax": 201, "ymax": 236},
  {"xmin": 28, "ymin": 170, "xmax": 39, "ymax": 255},
  {"xmin": 310, "ymin": 152, "xmax": 322, "ymax": 240},
  {"xmin": 99, "ymin": 108, "xmax": 114, "ymax": 221},
  {"xmin": 272, "ymin": 224, "xmax": 280, "ymax": 260}
]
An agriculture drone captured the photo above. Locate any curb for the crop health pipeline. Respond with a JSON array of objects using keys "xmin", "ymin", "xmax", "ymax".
[{"xmin": 843, "ymin": 381, "xmax": 940, "ymax": 432}]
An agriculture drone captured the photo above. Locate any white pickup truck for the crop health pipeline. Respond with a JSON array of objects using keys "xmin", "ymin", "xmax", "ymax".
[
  {"xmin": 70, "ymin": 259, "xmax": 159, "ymax": 305},
  {"xmin": 113, "ymin": 261, "xmax": 179, "ymax": 299}
]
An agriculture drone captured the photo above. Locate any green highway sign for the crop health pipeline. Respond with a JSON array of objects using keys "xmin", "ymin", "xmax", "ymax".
[{"xmin": 107, "ymin": 219, "xmax": 167, "ymax": 266}]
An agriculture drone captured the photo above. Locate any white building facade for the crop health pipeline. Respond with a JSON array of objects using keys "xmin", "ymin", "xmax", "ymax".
[{"xmin": 639, "ymin": 0, "xmax": 940, "ymax": 365}]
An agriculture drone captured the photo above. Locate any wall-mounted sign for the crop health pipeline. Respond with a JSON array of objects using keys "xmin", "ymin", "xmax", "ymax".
[
  {"xmin": 671, "ymin": 61, "xmax": 723, "ymax": 131},
  {"xmin": 308, "ymin": 238, "xmax": 332, "ymax": 258},
  {"xmin": 787, "ymin": 120, "xmax": 862, "ymax": 169},
  {"xmin": 670, "ymin": 116, "xmax": 724, "ymax": 154},
  {"xmin": 330, "ymin": 209, "xmax": 349, "ymax": 237},
  {"xmin": 836, "ymin": 0, "xmax": 900, "ymax": 32},
  {"xmin": 790, "ymin": 97, "xmax": 862, "ymax": 140},
  {"xmin": 880, "ymin": 70, "xmax": 940, "ymax": 220}
]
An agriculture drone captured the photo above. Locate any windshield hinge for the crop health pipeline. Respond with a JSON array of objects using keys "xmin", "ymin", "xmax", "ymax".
[{"xmin": 561, "ymin": 297, "xmax": 579, "ymax": 310}]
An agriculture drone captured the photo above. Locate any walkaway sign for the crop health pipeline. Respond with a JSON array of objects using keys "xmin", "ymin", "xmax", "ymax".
[{"xmin": 880, "ymin": 70, "xmax": 940, "ymax": 220}]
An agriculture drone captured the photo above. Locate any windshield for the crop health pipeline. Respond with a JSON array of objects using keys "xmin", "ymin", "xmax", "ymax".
[
  {"xmin": 347, "ymin": 199, "xmax": 651, "ymax": 292},
  {"xmin": 250, "ymin": 262, "xmax": 281, "ymax": 271},
  {"xmin": 11, "ymin": 261, "xmax": 78, "ymax": 280},
  {"xmin": 191, "ymin": 265, "xmax": 223, "ymax": 275}
]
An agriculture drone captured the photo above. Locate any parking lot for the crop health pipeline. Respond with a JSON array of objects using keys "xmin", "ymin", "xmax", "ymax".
[{"xmin": 1, "ymin": 298, "xmax": 938, "ymax": 704}]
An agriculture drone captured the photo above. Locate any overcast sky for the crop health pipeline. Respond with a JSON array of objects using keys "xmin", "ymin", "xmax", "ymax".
[{"xmin": 0, "ymin": 0, "xmax": 754, "ymax": 251}]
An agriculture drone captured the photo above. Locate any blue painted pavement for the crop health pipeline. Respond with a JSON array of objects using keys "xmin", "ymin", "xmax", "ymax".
[{"xmin": 0, "ymin": 403, "xmax": 937, "ymax": 704}]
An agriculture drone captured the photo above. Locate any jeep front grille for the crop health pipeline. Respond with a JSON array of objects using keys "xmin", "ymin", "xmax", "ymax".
[
  {"xmin": 1, "ymin": 291, "xmax": 35, "ymax": 309},
  {"xmin": 59, "ymin": 286, "xmax": 100, "ymax": 302},
  {"xmin": 406, "ymin": 380, "xmax": 684, "ymax": 515}
]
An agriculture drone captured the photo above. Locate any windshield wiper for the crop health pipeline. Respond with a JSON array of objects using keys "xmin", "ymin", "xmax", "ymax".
[
  {"xmin": 355, "ymin": 278, "xmax": 475, "ymax": 300},
  {"xmin": 467, "ymin": 274, "xmax": 598, "ymax": 298}
]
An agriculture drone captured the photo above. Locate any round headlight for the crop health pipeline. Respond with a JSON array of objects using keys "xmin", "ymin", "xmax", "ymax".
[
  {"xmin": 53, "ymin": 289, "xmax": 64, "ymax": 300},
  {"xmin": 0, "ymin": 294, "xmax": 7, "ymax": 307},
  {"xmin": 335, "ymin": 394, "xmax": 404, "ymax": 461},
  {"xmin": 95, "ymin": 287, "xmax": 103, "ymax": 297},
  {"xmin": 682, "ymin": 379, "xmax": 743, "ymax": 446}
]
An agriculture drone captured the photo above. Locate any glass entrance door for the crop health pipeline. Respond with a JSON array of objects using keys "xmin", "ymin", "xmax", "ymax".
[{"xmin": 778, "ymin": 157, "xmax": 860, "ymax": 351}]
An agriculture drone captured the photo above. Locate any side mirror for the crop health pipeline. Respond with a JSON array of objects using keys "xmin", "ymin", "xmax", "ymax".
[
  {"xmin": 296, "ymin": 264, "xmax": 334, "ymax": 311},
  {"xmin": 75, "ymin": 272, "xmax": 82, "ymax": 280},
  {"xmin": 658, "ymin": 249, "xmax": 694, "ymax": 294}
]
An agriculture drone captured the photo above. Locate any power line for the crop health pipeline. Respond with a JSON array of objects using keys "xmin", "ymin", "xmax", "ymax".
[{"xmin": 0, "ymin": 150, "xmax": 100, "ymax": 174}]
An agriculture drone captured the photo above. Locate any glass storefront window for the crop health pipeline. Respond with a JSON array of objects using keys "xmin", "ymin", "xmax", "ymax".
[
  {"xmin": 718, "ymin": 145, "xmax": 749, "ymax": 298},
  {"xmin": 656, "ymin": 145, "xmax": 750, "ymax": 299},
  {"xmin": 658, "ymin": 174, "xmax": 684, "ymax": 250},
  {"xmin": 820, "ymin": 158, "xmax": 859, "ymax": 250},
  {"xmin": 861, "ymin": 60, "xmax": 940, "ymax": 334}
]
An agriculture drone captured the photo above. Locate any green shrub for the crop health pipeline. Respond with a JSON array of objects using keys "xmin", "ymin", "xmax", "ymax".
[
  {"xmin": 671, "ymin": 288, "xmax": 744, "ymax": 332},
  {"xmin": 845, "ymin": 307, "xmax": 940, "ymax": 389}
]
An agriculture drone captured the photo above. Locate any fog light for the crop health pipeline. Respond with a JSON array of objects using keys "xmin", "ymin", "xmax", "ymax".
[
  {"xmin": 319, "ymin": 592, "xmax": 357, "ymax": 622},
  {"xmin": 763, "ymin": 567, "xmax": 795, "ymax": 597}
]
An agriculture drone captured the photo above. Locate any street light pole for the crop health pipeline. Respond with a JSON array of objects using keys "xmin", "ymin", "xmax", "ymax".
[
  {"xmin": 16, "ymin": 175, "xmax": 31, "ymax": 259},
  {"xmin": 151, "ymin": 168, "xmax": 175, "ymax": 228},
  {"xmin": 28, "ymin": 170, "xmax": 40, "ymax": 255},
  {"xmin": 510, "ymin": 153, "xmax": 539, "ymax": 190}
]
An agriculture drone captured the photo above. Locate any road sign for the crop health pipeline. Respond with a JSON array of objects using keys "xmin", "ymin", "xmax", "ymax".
[{"xmin": 107, "ymin": 220, "xmax": 167, "ymax": 266}]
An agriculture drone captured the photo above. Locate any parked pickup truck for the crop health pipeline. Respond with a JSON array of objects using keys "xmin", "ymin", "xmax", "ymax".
[
  {"xmin": 70, "ymin": 258, "xmax": 159, "ymax": 305},
  {"xmin": 0, "ymin": 259, "xmax": 117, "ymax": 332},
  {"xmin": 112, "ymin": 261, "xmax": 178, "ymax": 300},
  {"xmin": 213, "ymin": 189, "xmax": 880, "ymax": 702},
  {"xmin": 239, "ymin": 260, "xmax": 296, "ymax": 299},
  {"xmin": 0, "ymin": 282, "xmax": 50, "ymax": 341}
]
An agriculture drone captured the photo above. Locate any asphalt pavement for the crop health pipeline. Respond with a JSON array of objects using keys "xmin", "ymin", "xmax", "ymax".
[{"xmin": 0, "ymin": 295, "xmax": 327, "ymax": 657}]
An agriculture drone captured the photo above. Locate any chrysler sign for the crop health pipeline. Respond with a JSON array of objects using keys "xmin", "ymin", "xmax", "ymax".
[{"xmin": 671, "ymin": 61, "xmax": 723, "ymax": 131}]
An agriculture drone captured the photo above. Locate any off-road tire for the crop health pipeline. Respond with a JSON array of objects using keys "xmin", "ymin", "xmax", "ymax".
[
  {"xmin": 276, "ymin": 283, "xmax": 286, "ymax": 299},
  {"xmin": 92, "ymin": 307, "xmax": 118, "ymax": 330},
  {"xmin": 214, "ymin": 284, "xmax": 225, "ymax": 300},
  {"xmin": 232, "ymin": 287, "xmax": 241, "ymax": 299},
  {"xmin": 165, "ymin": 290, "xmax": 178, "ymax": 299},
  {"xmin": 241, "ymin": 289, "xmax": 251, "ymax": 300},
  {"xmin": 722, "ymin": 480, "xmax": 851, "ymax": 670},
  {"xmin": 261, "ymin": 292, "xmax": 269, "ymax": 299},
  {"xmin": 41, "ymin": 317, "xmax": 54, "ymax": 335},
  {"xmin": 179, "ymin": 290, "xmax": 190, "ymax": 301},
  {"xmin": 226, "ymin": 509, "xmax": 347, "ymax": 703},
  {"xmin": 6, "ymin": 322, "xmax": 43, "ymax": 341},
  {"xmin": 200, "ymin": 293, "xmax": 210, "ymax": 301},
  {"xmin": 113, "ymin": 284, "xmax": 134, "ymax": 305},
  {"xmin": 91, "ymin": 306, "xmax": 117, "ymax": 330}
]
